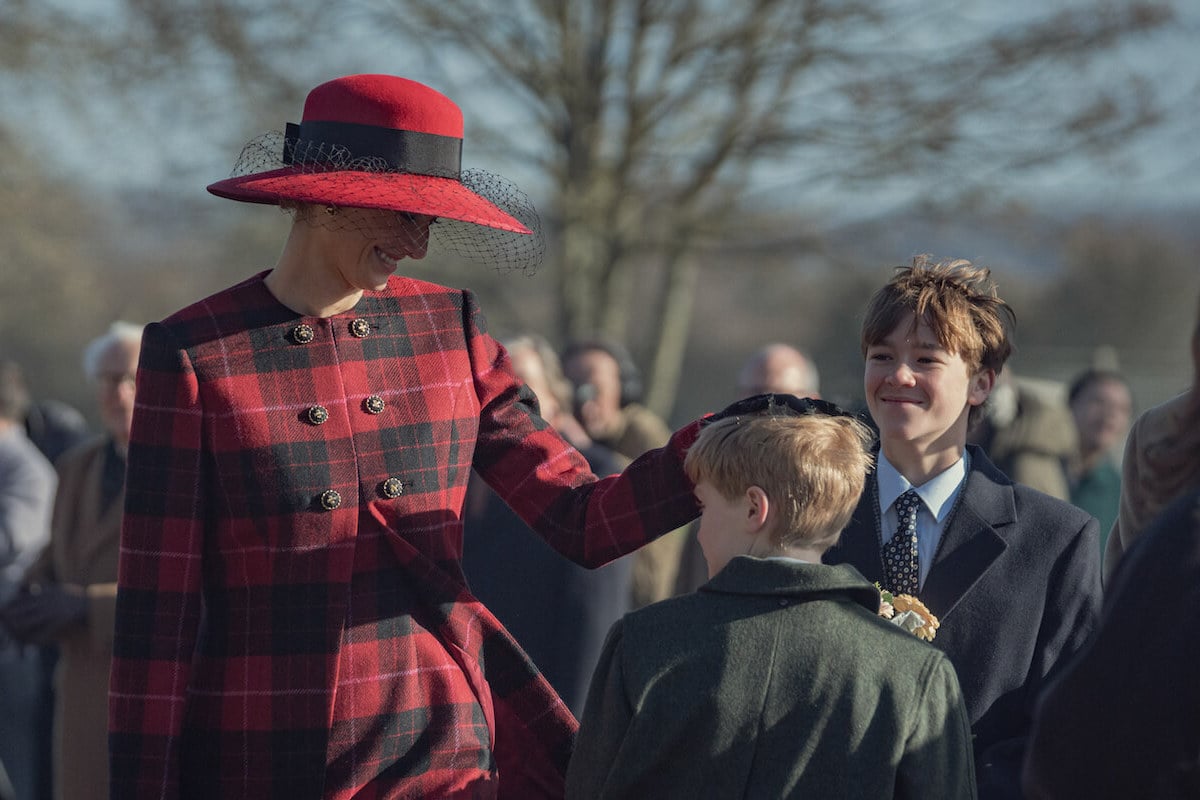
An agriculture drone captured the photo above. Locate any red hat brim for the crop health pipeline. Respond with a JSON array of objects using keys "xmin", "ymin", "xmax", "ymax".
[{"xmin": 207, "ymin": 168, "xmax": 532, "ymax": 235}]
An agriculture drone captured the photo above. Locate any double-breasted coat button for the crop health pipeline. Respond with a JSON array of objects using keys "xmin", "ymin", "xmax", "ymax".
[
  {"xmin": 291, "ymin": 323, "xmax": 315, "ymax": 344},
  {"xmin": 319, "ymin": 489, "xmax": 342, "ymax": 511},
  {"xmin": 306, "ymin": 405, "xmax": 330, "ymax": 425},
  {"xmin": 364, "ymin": 395, "xmax": 385, "ymax": 414},
  {"xmin": 350, "ymin": 318, "xmax": 371, "ymax": 338},
  {"xmin": 381, "ymin": 477, "xmax": 404, "ymax": 499}
]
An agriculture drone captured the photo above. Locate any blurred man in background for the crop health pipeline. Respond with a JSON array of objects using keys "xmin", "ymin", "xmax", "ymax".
[
  {"xmin": 735, "ymin": 342, "xmax": 821, "ymax": 399},
  {"xmin": 1065, "ymin": 369, "xmax": 1133, "ymax": 549}
]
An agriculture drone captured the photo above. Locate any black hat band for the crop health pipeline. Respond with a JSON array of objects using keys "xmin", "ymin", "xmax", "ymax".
[{"xmin": 283, "ymin": 120, "xmax": 463, "ymax": 178}]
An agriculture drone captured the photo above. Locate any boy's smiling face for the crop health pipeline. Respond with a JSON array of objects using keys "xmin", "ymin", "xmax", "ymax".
[{"xmin": 864, "ymin": 314, "xmax": 993, "ymax": 454}]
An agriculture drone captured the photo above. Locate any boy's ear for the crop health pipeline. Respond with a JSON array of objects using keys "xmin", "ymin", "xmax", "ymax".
[
  {"xmin": 745, "ymin": 486, "xmax": 771, "ymax": 533},
  {"xmin": 968, "ymin": 367, "xmax": 996, "ymax": 408}
]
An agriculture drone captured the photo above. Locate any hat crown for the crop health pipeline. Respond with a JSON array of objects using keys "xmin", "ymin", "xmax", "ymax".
[{"xmin": 302, "ymin": 75, "xmax": 464, "ymax": 140}]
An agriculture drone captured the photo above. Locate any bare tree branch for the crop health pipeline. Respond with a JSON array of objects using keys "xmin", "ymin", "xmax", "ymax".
[{"xmin": 0, "ymin": 0, "xmax": 1180, "ymax": 415}]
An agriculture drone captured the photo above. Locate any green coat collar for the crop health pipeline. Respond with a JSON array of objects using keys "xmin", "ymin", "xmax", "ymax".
[{"xmin": 701, "ymin": 556, "xmax": 881, "ymax": 613}]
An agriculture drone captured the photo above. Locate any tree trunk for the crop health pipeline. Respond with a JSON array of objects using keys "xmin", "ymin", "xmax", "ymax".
[{"xmin": 644, "ymin": 251, "xmax": 700, "ymax": 420}]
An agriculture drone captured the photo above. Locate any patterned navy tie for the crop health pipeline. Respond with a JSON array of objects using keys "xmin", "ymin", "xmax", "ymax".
[{"xmin": 882, "ymin": 489, "xmax": 922, "ymax": 595}]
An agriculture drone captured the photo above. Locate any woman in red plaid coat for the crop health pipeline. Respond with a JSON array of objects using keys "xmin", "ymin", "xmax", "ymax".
[{"xmin": 108, "ymin": 74, "xmax": 704, "ymax": 800}]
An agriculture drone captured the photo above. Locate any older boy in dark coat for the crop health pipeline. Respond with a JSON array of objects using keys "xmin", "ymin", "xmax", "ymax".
[
  {"xmin": 824, "ymin": 257, "xmax": 1101, "ymax": 799},
  {"xmin": 567, "ymin": 409, "xmax": 976, "ymax": 799}
]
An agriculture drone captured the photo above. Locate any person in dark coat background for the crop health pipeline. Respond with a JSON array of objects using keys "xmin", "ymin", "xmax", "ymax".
[{"xmin": 1022, "ymin": 488, "xmax": 1200, "ymax": 798}]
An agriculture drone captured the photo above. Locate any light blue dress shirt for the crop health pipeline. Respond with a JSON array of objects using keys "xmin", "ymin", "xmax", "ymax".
[{"xmin": 876, "ymin": 449, "xmax": 971, "ymax": 588}]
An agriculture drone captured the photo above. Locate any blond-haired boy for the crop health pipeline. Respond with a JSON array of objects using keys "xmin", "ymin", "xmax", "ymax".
[{"xmin": 567, "ymin": 407, "xmax": 976, "ymax": 799}]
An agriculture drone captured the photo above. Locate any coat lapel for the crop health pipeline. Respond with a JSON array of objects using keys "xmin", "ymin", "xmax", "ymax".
[{"xmin": 920, "ymin": 446, "xmax": 1014, "ymax": 621}]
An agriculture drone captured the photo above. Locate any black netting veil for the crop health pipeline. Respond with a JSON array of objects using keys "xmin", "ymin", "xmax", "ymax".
[{"xmin": 217, "ymin": 131, "xmax": 545, "ymax": 274}]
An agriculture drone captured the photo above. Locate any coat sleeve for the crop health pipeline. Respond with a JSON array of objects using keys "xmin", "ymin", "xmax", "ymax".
[
  {"xmin": 896, "ymin": 652, "xmax": 978, "ymax": 800},
  {"xmin": 463, "ymin": 290, "xmax": 701, "ymax": 568},
  {"xmin": 109, "ymin": 322, "xmax": 205, "ymax": 800},
  {"xmin": 565, "ymin": 621, "xmax": 633, "ymax": 799}
]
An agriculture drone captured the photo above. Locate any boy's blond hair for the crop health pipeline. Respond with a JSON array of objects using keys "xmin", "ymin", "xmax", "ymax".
[
  {"xmin": 861, "ymin": 256, "xmax": 1016, "ymax": 428},
  {"xmin": 684, "ymin": 413, "xmax": 875, "ymax": 553}
]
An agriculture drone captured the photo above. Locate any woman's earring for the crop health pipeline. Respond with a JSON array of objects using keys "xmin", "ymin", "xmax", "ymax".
[{"xmin": 325, "ymin": 205, "xmax": 339, "ymax": 216}]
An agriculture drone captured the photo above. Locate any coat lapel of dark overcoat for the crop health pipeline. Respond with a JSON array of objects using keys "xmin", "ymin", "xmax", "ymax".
[{"xmin": 921, "ymin": 448, "xmax": 1013, "ymax": 620}]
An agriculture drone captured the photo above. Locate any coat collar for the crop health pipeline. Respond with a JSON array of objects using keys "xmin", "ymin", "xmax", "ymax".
[
  {"xmin": 827, "ymin": 444, "xmax": 1014, "ymax": 621},
  {"xmin": 700, "ymin": 556, "xmax": 882, "ymax": 614}
]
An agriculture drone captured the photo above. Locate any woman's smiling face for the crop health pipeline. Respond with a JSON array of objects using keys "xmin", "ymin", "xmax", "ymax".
[{"xmin": 320, "ymin": 208, "xmax": 435, "ymax": 291}]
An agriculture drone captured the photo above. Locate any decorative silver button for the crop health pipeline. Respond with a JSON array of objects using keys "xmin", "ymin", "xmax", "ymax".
[
  {"xmin": 350, "ymin": 318, "xmax": 371, "ymax": 338},
  {"xmin": 319, "ymin": 490, "xmax": 342, "ymax": 511},
  {"xmin": 307, "ymin": 405, "xmax": 329, "ymax": 425},
  {"xmin": 381, "ymin": 477, "xmax": 405, "ymax": 499},
  {"xmin": 364, "ymin": 395, "xmax": 385, "ymax": 415},
  {"xmin": 291, "ymin": 324, "xmax": 315, "ymax": 344}
]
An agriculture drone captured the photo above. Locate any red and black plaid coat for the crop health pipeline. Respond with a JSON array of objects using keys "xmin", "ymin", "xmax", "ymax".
[{"xmin": 109, "ymin": 271, "xmax": 701, "ymax": 800}]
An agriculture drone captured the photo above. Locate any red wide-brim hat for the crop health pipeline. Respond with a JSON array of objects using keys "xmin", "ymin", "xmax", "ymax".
[{"xmin": 207, "ymin": 74, "xmax": 532, "ymax": 235}]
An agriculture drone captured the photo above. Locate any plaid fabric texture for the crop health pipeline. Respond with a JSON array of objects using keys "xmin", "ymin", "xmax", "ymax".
[{"xmin": 109, "ymin": 272, "xmax": 701, "ymax": 800}]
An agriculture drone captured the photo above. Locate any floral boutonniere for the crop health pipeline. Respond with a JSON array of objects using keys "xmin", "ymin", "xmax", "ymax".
[{"xmin": 875, "ymin": 583, "xmax": 940, "ymax": 642}]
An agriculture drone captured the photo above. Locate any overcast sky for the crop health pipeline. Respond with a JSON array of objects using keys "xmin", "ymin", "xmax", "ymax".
[{"xmin": 9, "ymin": 0, "xmax": 1199, "ymax": 220}]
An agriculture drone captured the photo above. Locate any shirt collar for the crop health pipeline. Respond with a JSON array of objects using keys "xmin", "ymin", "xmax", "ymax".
[{"xmin": 876, "ymin": 449, "xmax": 971, "ymax": 522}]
